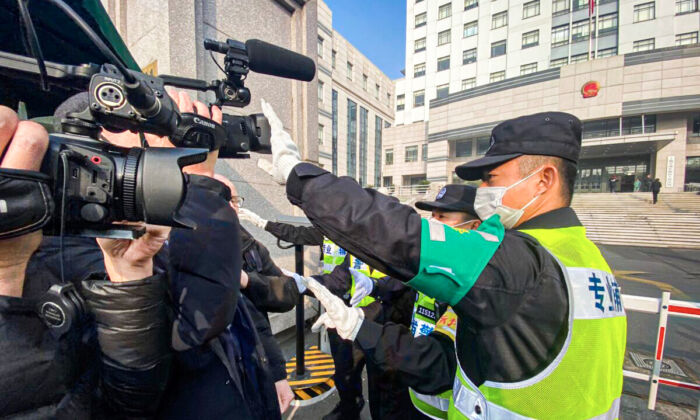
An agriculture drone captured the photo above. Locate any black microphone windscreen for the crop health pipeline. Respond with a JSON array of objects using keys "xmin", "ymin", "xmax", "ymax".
[
  {"xmin": 245, "ymin": 39, "xmax": 316, "ymax": 82},
  {"xmin": 52, "ymin": 92, "xmax": 90, "ymax": 132}
]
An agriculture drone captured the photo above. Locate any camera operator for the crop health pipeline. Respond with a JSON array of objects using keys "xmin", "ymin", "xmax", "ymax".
[
  {"xmin": 99, "ymin": 90, "xmax": 281, "ymax": 419},
  {"xmin": 0, "ymin": 105, "xmax": 172, "ymax": 418}
]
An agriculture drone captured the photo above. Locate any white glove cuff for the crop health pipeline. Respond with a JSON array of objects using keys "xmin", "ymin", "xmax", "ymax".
[
  {"xmin": 276, "ymin": 155, "xmax": 301, "ymax": 184},
  {"xmin": 348, "ymin": 308, "xmax": 365, "ymax": 341},
  {"xmin": 292, "ymin": 274, "xmax": 307, "ymax": 294}
]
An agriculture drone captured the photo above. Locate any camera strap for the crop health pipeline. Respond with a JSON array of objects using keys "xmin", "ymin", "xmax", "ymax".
[
  {"xmin": 0, "ymin": 168, "xmax": 54, "ymax": 239},
  {"xmin": 170, "ymin": 113, "xmax": 227, "ymax": 151}
]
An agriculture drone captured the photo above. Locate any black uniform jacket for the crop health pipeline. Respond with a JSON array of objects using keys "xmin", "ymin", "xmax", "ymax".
[{"xmin": 286, "ymin": 163, "xmax": 570, "ymax": 394}]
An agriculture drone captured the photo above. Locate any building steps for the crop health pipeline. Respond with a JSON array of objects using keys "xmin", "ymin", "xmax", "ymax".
[{"xmin": 571, "ymin": 192, "xmax": 700, "ymax": 248}]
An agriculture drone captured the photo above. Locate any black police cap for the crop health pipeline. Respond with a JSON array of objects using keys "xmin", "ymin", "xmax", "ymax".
[
  {"xmin": 415, "ymin": 184, "xmax": 477, "ymax": 215},
  {"xmin": 456, "ymin": 112, "xmax": 582, "ymax": 180}
]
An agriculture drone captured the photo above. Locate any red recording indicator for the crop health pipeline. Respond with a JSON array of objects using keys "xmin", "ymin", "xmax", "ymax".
[{"xmin": 91, "ymin": 156, "xmax": 102, "ymax": 164}]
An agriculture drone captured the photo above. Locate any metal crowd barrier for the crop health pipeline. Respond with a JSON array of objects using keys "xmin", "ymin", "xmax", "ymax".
[{"xmin": 621, "ymin": 292, "xmax": 700, "ymax": 410}]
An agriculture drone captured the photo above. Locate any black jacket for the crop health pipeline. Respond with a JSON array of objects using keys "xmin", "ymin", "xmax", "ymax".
[
  {"xmin": 0, "ymin": 270, "xmax": 172, "ymax": 419},
  {"xmin": 265, "ymin": 222, "xmax": 324, "ymax": 246},
  {"xmin": 286, "ymin": 163, "xmax": 570, "ymax": 393},
  {"xmin": 651, "ymin": 180, "xmax": 662, "ymax": 193},
  {"xmin": 160, "ymin": 175, "xmax": 280, "ymax": 420}
]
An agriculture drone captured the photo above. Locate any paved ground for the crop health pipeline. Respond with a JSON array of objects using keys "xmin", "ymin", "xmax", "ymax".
[{"xmin": 276, "ymin": 245, "xmax": 700, "ymax": 419}]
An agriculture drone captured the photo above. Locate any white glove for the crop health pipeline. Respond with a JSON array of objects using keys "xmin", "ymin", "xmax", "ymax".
[
  {"xmin": 349, "ymin": 268, "xmax": 374, "ymax": 307},
  {"xmin": 281, "ymin": 268, "xmax": 307, "ymax": 294},
  {"xmin": 303, "ymin": 276, "xmax": 365, "ymax": 341},
  {"xmin": 238, "ymin": 208, "xmax": 268, "ymax": 229},
  {"xmin": 258, "ymin": 99, "xmax": 301, "ymax": 184}
]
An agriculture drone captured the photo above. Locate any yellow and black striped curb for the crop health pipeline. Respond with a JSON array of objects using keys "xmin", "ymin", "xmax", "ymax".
[{"xmin": 287, "ymin": 346, "xmax": 335, "ymax": 404}]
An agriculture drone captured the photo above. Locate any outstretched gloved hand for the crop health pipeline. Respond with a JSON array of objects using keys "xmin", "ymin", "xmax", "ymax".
[
  {"xmin": 258, "ymin": 99, "xmax": 301, "ymax": 184},
  {"xmin": 280, "ymin": 268, "xmax": 307, "ymax": 294},
  {"xmin": 304, "ymin": 276, "xmax": 365, "ymax": 341},
  {"xmin": 349, "ymin": 268, "xmax": 374, "ymax": 307},
  {"xmin": 238, "ymin": 208, "xmax": 268, "ymax": 229}
]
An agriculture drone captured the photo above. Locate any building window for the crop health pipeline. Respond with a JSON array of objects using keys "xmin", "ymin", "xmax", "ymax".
[
  {"xmin": 596, "ymin": 48, "xmax": 617, "ymax": 58},
  {"xmin": 359, "ymin": 107, "xmax": 368, "ymax": 186},
  {"xmin": 383, "ymin": 176, "xmax": 393, "ymax": 187},
  {"xmin": 331, "ymin": 50, "xmax": 336, "ymax": 69},
  {"xmin": 633, "ymin": 2, "xmax": 655, "ymax": 23},
  {"xmin": 550, "ymin": 57, "xmax": 569, "ymax": 67},
  {"xmin": 676, "ymin": 31, "xmax": 699, "ymax": 46},
  {"xmin": 438, "ymin": 3, "xmax": 452, "ymax": 19},
  {"xmin": 676, "ymin": 0, "xmax": 698, "ymax": 14},
  {"xmin": 375, "ymin": 116, "xmax": 383, "ymax": 186},
  {"xmin": 571, "ymin": 0, "xmax": 588, "ymax": 10},
  {"xmin": 405, "ymin": 145, "xmax": 419, "ymax": 162},
  {"xmin": 491, "ymin": 40, "xmax": 506, "ymax": 57},
  {"xmin": 523, "ymin": 0, "xmax": 540, "ymax": 18},
  {"xmin": 347, "ymin": 62, "xmax": 353, "ymax": 80},
  {"xmin": 438, "ymin": 29, "xmax": 452, "ymax": 46},
  {"xmin": 386, "ymin": 92, "xmax": 391, "ymax": 105},
  {"xmin": 414, "ymin": 62, "xmax": 426, "ymax": 77},
  {"xmin": 570, "ymin": 53, "xmax": 589, "ymax": 63},
  {"xmin": 522, "ymin": 30, "xmax": 539, "ymax": 48},
  {"xmin": 552, "ymin": 0, "xmax": 570, "ymax": 15},
  {"xmin": 415, "ymin": 12, "xmax": 427, "ymax": 28},
  {"xmin": 375, "ymin": 84, "xmax": 380, "ymax": 99},
  {"xmin": 461, "ymin": 77, "xmax": 476, "ymax": 90},
  {"xmin": 347, "ymin": 99, "xmax": 357, "ymax": 178},
  {"xmin": 318, "ymin": 80, "xmax": 324, "ymax": 103},
  {"xmin": 415, "ymin": 37, "xmax": 426, "ymax": 52},
  {"xmin": 332, "ymin": 90, "xmax": 338, "ymax": 174},
  {"xmin": 317, "ymin": 36, "xmax": 324, "ymax": 58},
  {"xmin": 621, "ymin": 116, "xmax": 644, "ymax": 135},
  {"xmin": 414, "ymin": 90, "xmax": 425, "ymax": 107},
  {"xmin": 385, "ymin": 149, "xmax": 393, "ymax": 165},
  {"xmin": 436, "ymin": 84, "xmax": 449, "ymax": 99},
  {"xmin": 462, "ymin": 48, "xmax": 477, "ymax": 64},
  {"xmin": 552, "ymin": 25, "xmax": 569, "ymax": 47},
  {"xmin": 397, "ymin": 94, "xmax": 405, "ymax": 111},
  {"xmin": 490, "ymin": 71, "xmax": 506, "ymax": 82},
  {"xmin": 492, "ymin": 11, "xmax": 508, "ymax": 29},
  {"xmin": 422, "ymin": 144, "xmax": 428, "ymax": 161},
  {"xmin": 455, "ymin": 139, "xmax": 473, "ymax": 157},
  {"xmin": 633, "ymin": 38, "xmax": 655, "ymax": 52},
  {"xmin": 582, "ymin": 117, "xmax": 620, "ymax": 139},
  {"xmin": 463, "ymin": 21, "xmax": 478, "ymax": 38},
  {"xmin": 362, "ymin": 74, "xmax": 368, "ymax": 90},
  {"xmin": 571, "ymin": 20, "xmax": 590, "ymax": 42},
  {"xmin": 692, "ymin": 115, "xmax": 700, "ymax": 134},
  {"xmin": 437, "ymin": 56, "xmax": 451, "ymax": 71},
  {"xmin": 318, "ymin": 123, "xmax": 324, "ymax": 144},
  {"xmin": 476, "ymin": 136, "xmax": 490, "ymax": 155},
  {"xmin": 520, "ymin": 62, "xmax": 538, "ymax": 75},
  {"xmin": 465, "ymin": 0, "xmax": 478, "ymax": 10},
  {"xmin": 597, "ymin": 13, "xmax": 618, "ymax": 34}
]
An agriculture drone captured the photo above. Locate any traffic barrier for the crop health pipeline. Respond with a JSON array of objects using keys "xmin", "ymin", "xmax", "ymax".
[{"xmin": 621, "ymin": 292, "xmax": 700, "ymax": 410}]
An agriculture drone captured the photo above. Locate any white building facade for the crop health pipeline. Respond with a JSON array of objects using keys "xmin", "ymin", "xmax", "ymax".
[{"xmin": 385, "ymin": 0, "xmax": 700, "ymax": 192}]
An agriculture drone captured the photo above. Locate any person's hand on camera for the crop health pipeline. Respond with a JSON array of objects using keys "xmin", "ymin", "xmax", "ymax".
[
  {"xmin": 97, "ymin": 224, "xmax": 170, "ymax": 283},
  {"xmin": 238, "ymin": 208, "xmax": 268, "ymax": 229},
  {"xmin": 275, "ymin": 379, "xmax": 294, "ymax": 413},
  {"xmin": 0, "ymin": 106, "xmax": 49, "ymax": 297},
  {"xmin": 258, "ymin": 99, "xmax": 300, "ymax": 184},
  {"xmin": 102, "ymin": 89, "xmax": 222, "ymax": 177}
]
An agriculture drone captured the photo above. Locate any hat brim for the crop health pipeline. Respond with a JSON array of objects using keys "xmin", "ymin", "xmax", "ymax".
[
  {"xmin": 455, "ymin": 153, "xmax": 523, "ymax": 180},
  {"xmin": 415, "ymin": 200, "xmax": 475, "ymax": 214}
]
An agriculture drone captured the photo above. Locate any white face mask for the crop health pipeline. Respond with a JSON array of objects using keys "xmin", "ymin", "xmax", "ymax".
[{"xmin": 474, "ymin": 167, "xmax": 543, "ymax": 229}]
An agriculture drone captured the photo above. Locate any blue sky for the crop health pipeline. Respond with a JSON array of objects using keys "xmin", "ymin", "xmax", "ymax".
[{"xmin": 324, "ymin": 0, "xmax": 406, "ymax": 79}]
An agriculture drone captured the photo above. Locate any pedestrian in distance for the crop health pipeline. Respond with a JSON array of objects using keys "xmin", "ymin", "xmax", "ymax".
[{"xmin": 652, "ymin": 178, "xmax": 662, "ymax": 204}]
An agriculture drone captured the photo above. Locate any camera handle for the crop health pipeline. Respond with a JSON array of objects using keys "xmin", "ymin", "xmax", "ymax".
[{"xmin": 159, "ymin": 74, "xmax": 250, "ymax": 108}]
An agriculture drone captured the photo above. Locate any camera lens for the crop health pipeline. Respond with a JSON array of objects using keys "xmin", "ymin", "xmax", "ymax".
[{"xmin": 121, "ymin": 148, "xmax": 142, "ymax": 220}]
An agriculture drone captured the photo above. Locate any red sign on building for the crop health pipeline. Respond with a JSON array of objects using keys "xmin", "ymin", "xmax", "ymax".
[{"xmin": 581, "ymin": 81, "xmax": 600, "ymax": 98}]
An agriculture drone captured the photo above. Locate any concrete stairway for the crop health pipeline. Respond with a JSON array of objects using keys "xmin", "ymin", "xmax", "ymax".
[{"xmin": 571, "ymin": 192, "xmax": 700, "ymax": 248}]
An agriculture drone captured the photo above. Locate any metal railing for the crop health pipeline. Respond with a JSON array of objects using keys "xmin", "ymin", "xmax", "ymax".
[
  {"xmin": 386, "ymin": 184, "xmax": 431, "ymax": 197},
  {"xmin": 621, "ymin": 292, "xmax": 700, "ymax": 410}
]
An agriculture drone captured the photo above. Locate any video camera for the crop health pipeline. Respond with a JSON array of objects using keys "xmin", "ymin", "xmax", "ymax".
[{"xmin": 0, "ymin": 0, "xmax": 315, "ymax": 239}]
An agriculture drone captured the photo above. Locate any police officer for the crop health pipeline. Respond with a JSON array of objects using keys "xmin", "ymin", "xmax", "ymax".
[{"xmin": 260, "ymin": 103, "xmax": 626, "ymax": 419}]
